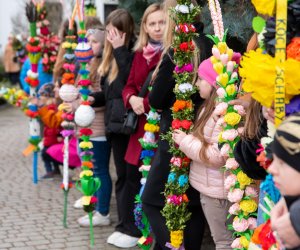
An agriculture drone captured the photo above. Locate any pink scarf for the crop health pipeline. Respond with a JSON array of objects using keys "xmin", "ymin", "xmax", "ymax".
[{"xmin": 143, "ymin": 41, "xmax": 162, "ymax": 63}]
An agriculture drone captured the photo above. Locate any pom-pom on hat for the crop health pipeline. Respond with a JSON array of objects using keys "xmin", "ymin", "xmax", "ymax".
[
  {"xmin": 272, "ymin": 113, "xmax": 300, "ymax": 172},
  {"xmin": 38, "ymin": 82, "xmax": 55, "ymax": 97}
]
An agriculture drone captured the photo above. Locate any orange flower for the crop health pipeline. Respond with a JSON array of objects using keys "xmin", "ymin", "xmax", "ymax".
[
  {"xmin": 173, "ymin": 100, "xmax": 191, "ymax": 112},
  {"xmin": 182, "ymin": 194, "xmax": 189, "ymax": 202},
  {"xmin": 82, "ymin": 161, "xmax": 93, "ymax": 169},
  {"xmin": 62, "ymin": 73, "xmax": 75, "ymax": 80}
]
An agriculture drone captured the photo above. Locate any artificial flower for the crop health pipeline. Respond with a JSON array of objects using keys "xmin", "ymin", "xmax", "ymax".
[
  {"xmin": 225, "ymin": 158, "xmax": 239, "ymax": 170},
  {"xmin": 216, "ymin": 87, "xmax": 226, "ymax": 98},
  {"xmin": 81, "ymin": 196, "xmax": 92, "ymax": 206},
  {"xmin": 175, "ymin": 4, "xmax": 190, "ymax": 14},
  {"xmin": 178, "ymin": 83, "xmax": 193, "ymax": 93},
  {"xmin": 224, "ymin": 112, "xmax": 241, "ymax": 126},
  {"xmin": 80, "ymin": 170, "xmax": 93, "ymax": 178},
  {"xmin": 178, "ymin": 175, "xmax": 188, "ymax": 187},
  {"xmin": 82, "ymin": 161, "xmax": 93, "ymax": 169},
  {"xmin": 212, "ymin": 47, "xmax": 220, "ymax": 59},
  {"xmin": 168, "ymin": 172, "xmax": 176, "ymax": 183},
  {"xmin": 222, "ymin": 129, "xmax": 238, "ymax": 141},
  {"xmin": 240, "ymin": 236, "xmax": 250, "ymax": 249},
  {"xmin": 144, "ymin": 123, "xmax": 160, "ymax": 133},
  {"xmin": 213, "ymin": 62, "xmax": 223, "ymax": 74},
  {"xmin": 181, "ymin": 120, "xmax": 193, "ymax": 130},
  {"xmin": 217, "ymin": 73, "xmax": 229, "ymax": 87},
  {"xmin": 224, "ymin": 174, "xmax": 237, "ymax": 190},
  {"xmin": 237, "ymin": 171, "xmax": 253, "ymax": 189},
  {"xmin": 233, "ymin": 105, "xmax": 246, "ymax": 116},
  {"xmin": 240, "ymin": 199, "xmax": 258, "ymax": 214},
  {"xmin": 227, "ymin": 188, "xmax": 244, "ymax": 203},
  {"xmin": 248, "ymin": 217, "xmax": 257, "ymax": 230},
  {"xmin": 231, "ymin": 238, "xmax": 242, "ymax": 248},
  {"xmin": 220, "ymin": 54, "xmax": 229, "ymax": 65},
  {"xmin": 225, "ymin": 84, "xmax": 236, "ymax": 96},
  {"xmin": 79, "ymin": 141, "xmax": 93, "ymax": 149},
  {"xmin": 229, "ymin": 203, "xmax": 240, "ymax": 215},
  {"xmin": 170, "ymin": 230, "xmax": 184, "ymax": 248},
  {"xmin": 251, "ymin": 0, "xmax": 275, "ymax": 16},
  {"xmin": 217, "ymin": 42, "xmax": 227, "ymax": 54},
  {"xmin": 232, "ymin": 217, "xmax": 249, "ymax": 232},
  {"xmin": 245, "ymin": 186, "xmax": 258, "ymax": 198},
  {"xmin": 220, "ymin": 143, "xmax": 231, "ymax": 157},
  {"xmin": 214, "ymin": 102, "xmax": 228, "ymax": 116}
]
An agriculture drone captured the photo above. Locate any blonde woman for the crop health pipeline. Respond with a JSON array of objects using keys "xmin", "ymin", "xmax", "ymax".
[
  {"xmin": 89, "ymin": 9, "xmax": 137, "ymax": 248},
  {"xmin": 141, "ymin": 0, "xmax": 213, "ymax": 249}
]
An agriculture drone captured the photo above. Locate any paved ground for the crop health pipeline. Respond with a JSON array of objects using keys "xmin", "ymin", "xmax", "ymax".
[{"xmin": 0, "ymin": 104, "xmax": 214, "ymax": 250}]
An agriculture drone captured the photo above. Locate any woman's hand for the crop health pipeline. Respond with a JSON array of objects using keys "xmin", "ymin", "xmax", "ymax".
[
  {"xmin": 172, "ymin": 129, "xmax": 187, "ymax": 145},
  {"xmin": 106, "ymin": 27, "xmax": 126, "ymax": 49},
  {"xmin": 129, "ymin": 95, "xmax": 145, "ymax": 115}
]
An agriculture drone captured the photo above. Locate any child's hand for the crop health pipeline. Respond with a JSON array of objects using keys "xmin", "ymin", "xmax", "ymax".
[
  {"xmin": 229, "ymin": 99, "xmax": 250, "ymax": 109},
  {"xmin": 107, "ymin": 27, "xmax": 126, "ymax": 49},
  {"xmin": 172, "ymin": 129, "xmax": 187, "ymax": 145}
]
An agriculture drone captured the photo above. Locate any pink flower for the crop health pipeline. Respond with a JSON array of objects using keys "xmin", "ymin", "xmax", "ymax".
[
  {"xmin": 229, "ymin": 203, "xmax": 240, "ymax": 215},
  {"xmin": 222, "ymin": 129, "xmax": 239, "ymax": 141},
  {"xmin": 227, "ymin": 188, "xmax": 244, "ymax": 203},
  {"xmin": 214, "ymin": 102, "xmax": 228, "ymax": 115},
  {"xmin": 216, "ymin": 88, "xmax": 226, "ymax": 98},
  {"xmin": 231, "ymin": 72, "xmax": 238, "ymax": 79},
  {"xmin": 248, "ymin": 217, "xmax": 257, "ymax": 230},
  {"xmin": 170, "ymin": 157, "xmax": 182, "ymax": 167},
  {"xmin": 245, "ymin": 186, "xmax": 258, "ymax": 198},
  {"xmin": 225, "ymin": 158, "xmax": 239, "ymax": 170},
  {"xmin": 231, "ymin": 238, "xmax": 242, "ymax": 248},
  {"xmin": 212, "ymin": 47, "xmax": 220, "ymax": 59},
  {"xmin": 220, "ymin": 54, "xmax": 229, "ymax": 65},
  {"xmin": 233, "ymin": 217, "xmax": 249, "ymax": 232},
  {"xmin": 224, "ymin": 174, "xmax": 237, "ymax": 190},
  {"xmin": 220, "ymin": 144, "xmax": 231, "ymax": 157},
  {"xmin": 227, "ymin": 61, "xmax": 235, "ymax": 72},
  {"xmin": 216, "ymin": 117, "xmax": 225, "ymax": 126},
  {"xmin": 234, "ymin": 105, "xmax": 246, "ymax": 116}
]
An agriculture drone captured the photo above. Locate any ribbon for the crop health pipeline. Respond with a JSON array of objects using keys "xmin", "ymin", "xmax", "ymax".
[{"xmin": 274, "ymin": 0, "xmax": 287, "ymax": 126}]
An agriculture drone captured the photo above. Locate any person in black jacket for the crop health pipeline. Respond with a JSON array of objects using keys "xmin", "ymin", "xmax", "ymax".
[
  {"xmin": 141, "ymin": 1, "xmax": 213, "ymax": 249},
  {"xmin": 89, "ymin": 9, "xmax": 140, "ymax": 248}
]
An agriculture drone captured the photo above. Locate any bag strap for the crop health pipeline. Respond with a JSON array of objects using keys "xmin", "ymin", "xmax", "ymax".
[{"xmin": 138, "ymin": 69, "xmax": 154, "ymax": 98}]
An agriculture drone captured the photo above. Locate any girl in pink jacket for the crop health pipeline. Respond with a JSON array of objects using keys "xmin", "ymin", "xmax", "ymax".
[{"xmin": 172, "ymin": 58, "xmax": 233, "ymax": 249}]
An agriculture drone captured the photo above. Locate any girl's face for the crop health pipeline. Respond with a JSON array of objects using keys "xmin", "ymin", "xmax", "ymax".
[
  {"xmin": 195, "ymin": 78, "xmax": 213, "ymax": 99},
  {"xmin": 144, "ymin": 10, "xmax": 165, "ymax": 42},
  {"xmin": 87, "ymin": 34, "xmax": 103, "ymax": 57},
  {"xmin": 268, "ymin": 154, "xmax": 300, "ymax": 196}
]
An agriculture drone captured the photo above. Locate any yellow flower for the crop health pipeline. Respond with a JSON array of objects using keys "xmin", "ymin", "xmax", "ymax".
[
  {"xmin": 237, "ymin": 171, "xmax": 253, "ymax": 189},
  {"xmin": 218, "ymin": 132, "xmax": 225, "ymax": 143},
  {"xmin": 81, "ymin": 196, "xmax": 91, "ymax": 206},
  {"xmin": 240, "ymin": 199, "xmax": 258, "ymax": 214},
  {"xmin": 240, "ymin": 236, "xmax": 250, "ymax": 248},
  {"xmin": 80, "ymin": 170, "xmax": 93, "ymax": 178},
  {"xmin": 170, "ymin": 230, "xmax": 184, "ymax": 248},
  {"xmin": 227, "ymin": 48, "xmax": 233, "ymax": 61},
  {"xmin": 210, "ymin": 56, "xmax": 218, "ymax": 64},
  {"xmin": 62, "ymin": 42, "xmax": 71, "ymax": 49},
  {"xmin": 224, "ymin": 112, "xmax": 241, "ymax": 126},
  {"xmin": 251, "ymin": 0, "xmax": 275, "ymax": 16},
  {"xmin": 217, "ymin": 73, "xmax": 229, "ymax": 87},
  {"xmin": 213, "ymin": 62, "xmax": 223, "ymax": 75},
  {"xmin": 217, "ymin": 42, "xmax": 227, "ymax": 54},
  {"xmin": 226, "ymin": 84, "xmax": 236, "ymax": 96},
  {"xmin": 144, "ymin": 123, "xmax": 159, "ymax": 133},
  {"xmin": 79, "ymin": 141, "xmax": 93, "ymax": 149}
]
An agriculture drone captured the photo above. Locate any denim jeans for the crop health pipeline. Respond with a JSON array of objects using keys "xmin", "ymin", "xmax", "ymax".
[
  {"xmin": 41, "ymin": 146, "xmax": 59, "ymax": 173},
  {"xmin": 91, "ymin": 140, "xmax": 112, "ymax": 216}
]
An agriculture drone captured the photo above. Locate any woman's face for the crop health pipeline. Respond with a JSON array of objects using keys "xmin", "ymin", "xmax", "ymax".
[
  {"xmin": 268, "ymin": 154, "xmax": 300, "ymax": 196},
  {"xmin": 144, "ymin": 10, "xmax": 165, "ymax": 42}
]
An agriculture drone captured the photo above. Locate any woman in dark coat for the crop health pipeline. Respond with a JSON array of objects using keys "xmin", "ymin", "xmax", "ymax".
[{"xmin": 141, "ymin": 1, "xmax": 213, "ymax": 249}]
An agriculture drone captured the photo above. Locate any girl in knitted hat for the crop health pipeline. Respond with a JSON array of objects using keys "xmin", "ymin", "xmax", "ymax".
[{"xmin": 172, "ymin": 54, "xmax": 240, "ymax": 249}]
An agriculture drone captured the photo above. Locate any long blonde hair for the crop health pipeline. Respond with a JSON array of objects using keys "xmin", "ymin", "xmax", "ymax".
[
  {"xmin": 133, "ymin": 3, "xmax": 164, "ymax": 52},
  {"xmin": 193, "ymin": 89, "xmax": 218, "ymax": 163},
  {"xmin": 98, "ymin": 9, "xmax": 135, "ymax": 83}
]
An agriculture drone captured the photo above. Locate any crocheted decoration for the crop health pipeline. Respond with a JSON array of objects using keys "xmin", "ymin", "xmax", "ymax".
[{"xmin": 74, "ymin": 0, "xmax": 100, "ymax": 246}]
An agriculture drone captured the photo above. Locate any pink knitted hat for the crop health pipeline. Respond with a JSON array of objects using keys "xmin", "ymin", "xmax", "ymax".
[{"xmin": 198, "ymin": 58, "xmax": 218, "ymax": 87}]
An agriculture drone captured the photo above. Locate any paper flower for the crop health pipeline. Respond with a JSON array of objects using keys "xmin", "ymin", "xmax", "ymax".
[
  {"xmin": 245, "ymin": 186, "xmax": 258, "ymax": 198},
  {"xmin": 75, "ymin": 105, "xmax": 95, "ymax": 127},
  {"xmin": 224, "ymin": 174, "xmax": 237, "ymax": 190},
  {"xmin": 239, "ymin": 199, "xmax": 258, "ymax": 214},
  {"xmin": 231, "ymin": 238, "xmax": 242, "ymax": 248},
  {"xmin": 178, "ymin": 83, "xmax": 193, "ymax": 93},
  {"xmin": 239, "ymin": 235, "xmax": 250, "ymax": 249},
  {"xmin": 229, "ymin": 203, "xmax": 240, "ymax": 215},
  {"xmin": 175, "ymin": 4, "xmax": 190, "ymax": 13},
  {"xmin": 233, "ymin": 217, "xmax": 249, "ymax": 232},
  {"xmin": 225, "ymin": 158, "xmax": 239, "ymax": 170},
  {"xmin": 222, "ymin": 129, "xmax": 238, "ymax": 141},
  {"xmin": 216, "ymin": 87, "xmax": 226, "ymax": 98},
  {"xmin": 80, "ymin": 170, "xmax": 93, "ymax": 178},
  {"xmin": 248, "ymin": 217, "xmax": 257, "ymax": 230},
  {"xmin": 227, "ymin": 188, "xmax": 244, "ymax": 203},
  {"xmin": 178, "ymin": 175, "xmax": 188, "ymax": 187},
  {"xmin": 237, "ymin": 171, "xmax": 253, "ymax": 189},
  {"xmin": 168, "ymin": 172, "xmax": 176, "ymax": 183},
  {"xmin": 220, "ymin": 143, "xmax": 231, "ymax": 157},
  {"xmin": 170, "ymin": 157, "xmax": 182, "ymax": 167},
  {"xmin": 214, "ymin": 102, "xmax": 228, "ymax": 115},
  {"xmin": 224, "ymin": 112, "xmax": 241, "ymax": 126}
]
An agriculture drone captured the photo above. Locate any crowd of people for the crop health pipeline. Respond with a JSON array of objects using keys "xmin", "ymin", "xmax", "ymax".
[{"xmin": 2, "ymin": 0, "xmax": 300, "ymax": 249}]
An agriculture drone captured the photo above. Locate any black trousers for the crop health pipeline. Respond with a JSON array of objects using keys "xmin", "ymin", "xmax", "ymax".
[
  {"xmin": 110, "ymin": 133, "xmax": 142, "ymax": 237},
  {"xmin": 143, "ymin": 203, "xmax": 205, "ymax": 250}
]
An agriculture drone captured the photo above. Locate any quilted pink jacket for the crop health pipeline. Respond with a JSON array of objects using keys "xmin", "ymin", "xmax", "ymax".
[{"xmin": 179, "ymin": 114, "xmax": 228, "ymax": 199}]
